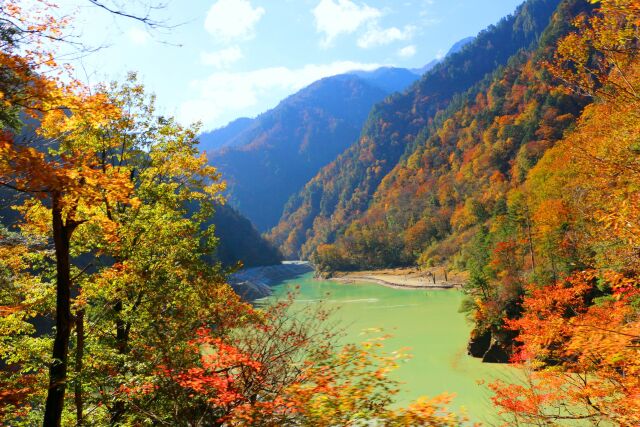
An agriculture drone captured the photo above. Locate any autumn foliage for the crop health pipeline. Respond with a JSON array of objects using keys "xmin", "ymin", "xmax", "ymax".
[
  {"xmin": 485, "ymin": 0, "xmax": 640, "ymax": 425},
  {"xmin": 2, "ymin": 0, "xmax": 640, "ymax": 425},
  {"xmin": 295, "ymin": 0, "xmax": 640, "ymax": 424},
  {"xmin": 0, "ymin": 1, "xmax": 469, "ymax": 426}
]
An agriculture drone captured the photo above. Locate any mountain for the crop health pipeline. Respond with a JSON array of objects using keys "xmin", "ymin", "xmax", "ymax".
[
  {"xmin": 201, "ymin": 41, "xmax": 474, "ymax": 233},
  {"xmin": 410, "ymin": 59, "xmax": 439, "ymax": 76},
  {"xmin": 199, "ymin": 117, "xmax": 254, "ymax": 153},
  {"xmin": 448, "ymin": 36, "xmax": 476, "ymax": 55},
  {"xmin": 268, "ymin": 0, "xmax": 569, "ymax": 260},
  {"xmin": 349, "ymin": 67, "xmax": 421, "ymax": 93},
  {"xmin": 211, "ymin": 204, "xmax": 283, "ymax": 268},
  {"xmin": 410, "ymin": 36, "xmax": 475, "ymax": 75},
  {"xmin": 206, "ymin": 71, "xmax": 411, "ymax": 231},
  {"xmin": 313, "ymin": 0, "xmax": 592, "ymax": 272}
]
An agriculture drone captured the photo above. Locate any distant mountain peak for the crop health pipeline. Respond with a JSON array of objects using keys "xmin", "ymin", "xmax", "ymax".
[
  {"xmin": 347, "ymin": 67, "xmax": 421, "ymax": 93},
  {"xmin": 199, "ymin": 68, "xmax": 419, "ymax": 231},
  {"xmin": 447, "ymin": 36, "xmax": 475, "ymax": 56},
  {"xmin": 410, "ymin": 36, "xmax": 475, "ymax": 76}
]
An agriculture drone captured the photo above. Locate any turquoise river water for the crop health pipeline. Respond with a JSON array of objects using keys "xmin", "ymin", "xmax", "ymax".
[{"xmin": 264, "ymin": 272, "xmax": 518, "ymax": 424}]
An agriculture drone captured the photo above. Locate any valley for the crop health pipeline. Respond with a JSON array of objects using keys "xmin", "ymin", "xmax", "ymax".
[{"xmin": 2, "ymin": 0, "xmax": 638, "ymax": 425}]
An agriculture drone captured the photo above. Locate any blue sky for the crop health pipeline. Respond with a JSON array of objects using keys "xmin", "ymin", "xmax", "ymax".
[{"xmin": 60, "ymin": 0, "xmax": 525, "ymax": 131}]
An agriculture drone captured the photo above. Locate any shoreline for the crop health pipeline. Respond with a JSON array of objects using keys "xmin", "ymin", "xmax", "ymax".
[
  {"xmin": 329, "ymin": 268, "xmax": 466, "ymax": 291},
  {"xmin": 228, "ymin": 262, "xmax": 467, "ymax": 299},
  {"xmin": 229, "ymin": 261, "xmax": 314, "ymax": 300}
]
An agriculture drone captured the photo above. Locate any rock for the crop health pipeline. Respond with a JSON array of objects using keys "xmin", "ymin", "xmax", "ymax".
[
  {"xmin": 230, "ymin": 280, "xmax": 272, "ymax": 301},
  {"xmin": 482, "ymin": 339, "xmax": 511, "ymax": 363},
  {"xmin": 228, "ymin": 261, "xmax": 314, "ymax": 301},
  {"xmin": 467, "ymin": 329, "xmax": 491, "ymax": 358},
  {"xmin": 468, "ymin": 328, "xmax": 514, "ymax": 363}
]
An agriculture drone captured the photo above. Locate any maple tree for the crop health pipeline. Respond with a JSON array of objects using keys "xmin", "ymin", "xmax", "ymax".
[
  {"xmin": 487, "ymin": 1, "xmax": 640, "ymax": 424},
  {"xmin": 0, "ymin": 1, "xmax": 218, "ymax": 425},
  {"xmin": 490, "ymin": 271, "xmax": 640, "ymax": 425},
  {"xmin": 0, "ymin": 3, "xmax": 135, "ymax": 424},
  {"xmin": 162, "ymin": 315, "xmax": 468, "ymax": 427},
  {"xmin": 0, "ymin": 3, "xmax": 473, "ymax": 426}
]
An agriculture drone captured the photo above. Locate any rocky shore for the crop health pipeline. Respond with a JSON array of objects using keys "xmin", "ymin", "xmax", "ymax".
[{"xmin": 228, "ymin": 261, "xmax": 314, "ymax": 300}]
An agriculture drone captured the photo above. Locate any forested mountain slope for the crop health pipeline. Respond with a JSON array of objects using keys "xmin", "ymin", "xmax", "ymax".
[
  {"xmin": 311, "ymin": 0, "xmax": 591, "ymax": 272},
  {"xmin": 211, "ymin": 203, "xmax": 283, "ymax": 268},
  {"xmin": 199, "ymin": 117, "xmax": 254, "ymax": 153},
  {"xmin": 349, "ymin": 67, "xmax": 422, "ymax": 93},
  {"xmin": 206, "ymin": 72, "xmax": 413, "ymax": 231},
  {"xmin": 269, "ymin": 0, "xmax": 565, "ymax": 259}
]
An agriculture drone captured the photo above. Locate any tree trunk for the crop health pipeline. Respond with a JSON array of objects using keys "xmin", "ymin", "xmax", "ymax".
[
  {"xmin": 44, "ymin": 195, "xmax": 73, "ymax": 426},
  {"xmin": 75, "ymin": 309, "xmax": 85, "ymax": 427},
  {"xmin": 110, "ymin": 301, "xmax": 128, "ymax": 425},
  {"xmin": 110, "ymin": 291, "xmax": 142, "ymax": 424},
  {"xmin": 526, "ymin": 215, "xmax": 536, "ymax": 273}
]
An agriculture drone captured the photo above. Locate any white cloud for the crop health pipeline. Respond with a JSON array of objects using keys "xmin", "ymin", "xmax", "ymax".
[
  {"xmin": 179, "ymin": 61, "xmax": 382, "ymax": 130},
  {"xmin": 313, "ymin": 0, "xmax": 381, "ymax": 47},
  {"xmin": 127, "ymin": 27, "xmax": 150, "ymax": 46},
  {"xmin": 357, "ymin": 25, "xmax": 415, "ymax": 49},
  {"xmin": 205, "ymin": 0, "xmax": 265, "ymax": 42},
  {"xmin": 398, "ymin": 45, "xmax": 417, "ymax": 58},
  {"xmin": 201, "ymin": 46, "xmax": 244, "ymax": 69}
]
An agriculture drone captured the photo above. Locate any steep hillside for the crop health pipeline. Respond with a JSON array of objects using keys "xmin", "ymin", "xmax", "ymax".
[
  {"xmin": 199, "ymin": 117, "xmax": 254, "ymax": 153},
  {"xmin": 312, "ymin": 0, "xmax": 591, "ymax": 272},
  {"xmin": 269, "ymin": 0, "xmax": 565, "ymax": 259},
  {"xmin": 350, "ymin": 67, "xmax": 421, "ymax": 93},
  {"xmin": 210, "ymin": 204, "xmax": 283, "ymax": 268},
  {"xmin": 207, "ymin": 74, "xmax": 392, "ymax": 231}
]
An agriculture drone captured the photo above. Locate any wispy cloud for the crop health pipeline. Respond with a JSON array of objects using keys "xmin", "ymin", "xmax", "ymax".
[
  {"xmin": 313, "ymin": 0, "xmax": 381, "ymax": 48},
  {"xmin": 201, "ymin": 46, "xmax": 244, "ymax": 69},
  {"xmin": 397, "ymin": 45, "xmax": 417, "ymax": 58},
  {"xmin": 205, "ymin": 0, "xmax": 265, "ymax": 43},
  {"xmin": 357, "ymin": 25, "xmax": 416, "ymax": 49}
]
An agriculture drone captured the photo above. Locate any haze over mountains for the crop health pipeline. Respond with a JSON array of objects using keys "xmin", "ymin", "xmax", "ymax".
[{"xmin": 201, "ymin": 38, "xmax": 474, "ymax": 232}]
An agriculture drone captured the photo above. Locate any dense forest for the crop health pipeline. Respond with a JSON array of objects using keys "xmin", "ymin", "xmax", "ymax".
[
  {"xmin": 0, "ymin": 1, "xmax": 466, "ymax": 425},
  {"xmin": 1, "ymin": 0, "xmax": 639, "ymax": 425},
  {"xmin": 268, "ymin": 0, "xmax": 565, "ymax": 259},
  {"xmin": 203, "ymin": 71, "xmax": 417, "ymax": 231}
]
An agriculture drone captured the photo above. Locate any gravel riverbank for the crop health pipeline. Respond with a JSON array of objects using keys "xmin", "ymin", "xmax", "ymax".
[
  {"xmin": 229, "ymin": 261, "xmax": 314, "ymax": 300},
  {"xmin": 330, "ymin": 268, "xmax": 466, "ymax": 290}
]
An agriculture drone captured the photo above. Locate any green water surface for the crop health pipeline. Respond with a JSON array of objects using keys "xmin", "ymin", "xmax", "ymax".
[{"xmin": 265, "ymin": 272, "xmax": 517, "ymax": 424}]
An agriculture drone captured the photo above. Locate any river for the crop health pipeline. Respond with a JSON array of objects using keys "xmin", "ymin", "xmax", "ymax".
[{"xmin": 264, "ymin": 271, "xmax": 517, "ymax": 424}]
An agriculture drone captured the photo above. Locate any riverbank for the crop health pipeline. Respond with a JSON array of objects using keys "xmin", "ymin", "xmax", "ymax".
[
  {"xmin": 331, "ymin": 267, "xmax": 467, "ymax": 290},
  {"xmin": 229, "ymin": 261, "xmax": 314, "ymax": 300},
  {"xmin": 229, "ymin": 263, "xmax": 467, "ymax": 299}
]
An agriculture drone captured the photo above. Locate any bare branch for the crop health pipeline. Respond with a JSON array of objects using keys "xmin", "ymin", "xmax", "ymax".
[{"xmin": 85, "ymin": 0, "xmax": 173, "ymax": 29}]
